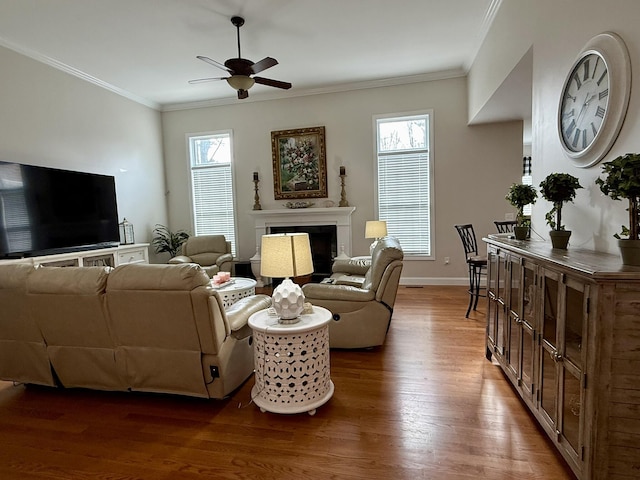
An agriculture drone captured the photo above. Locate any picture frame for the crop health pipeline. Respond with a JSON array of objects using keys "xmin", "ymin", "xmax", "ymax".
[{"xmin": 271, "ymin": 126, "xmax": 327, "ymax": 200}]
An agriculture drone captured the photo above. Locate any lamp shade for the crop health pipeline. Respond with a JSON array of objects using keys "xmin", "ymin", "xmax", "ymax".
[
  {"xmin": 226, "ymin": 75, "xmax": 255, "ymax": 91},
  {"xmin": 365, "ymin": 220, "xmax": 387, "ymax": 239},
  {"xmin": 260, "ymin": 233, "xmax": 314, "ymax": 278}
]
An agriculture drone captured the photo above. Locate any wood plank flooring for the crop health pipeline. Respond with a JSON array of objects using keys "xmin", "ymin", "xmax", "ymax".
[{"xmin": 0, "ymin": 286, "xmax": 577, "ymax": 479}]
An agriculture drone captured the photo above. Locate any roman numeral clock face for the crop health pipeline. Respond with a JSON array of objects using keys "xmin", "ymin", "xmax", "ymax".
[
  {"xmin": 560, "ymin": 53, "xmax": 609, "ymax": 153},
  {"xmin": 557, "ymin": 32, "xmax": 631, "ymax": 168}
]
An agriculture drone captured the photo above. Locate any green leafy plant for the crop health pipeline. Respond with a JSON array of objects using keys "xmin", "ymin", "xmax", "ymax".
[
  {"xmin": 595, "ymin": 153, "xmax": 640, "ymax": 240},
  {"xmin": 539, "ymin": 173, "xmax": 583, "ymax": 231},
  {"xmin": 152, "ymin": 224, "xmax": 190, "ymax": 257},
  {"xmin": 505, "ymin": 183, "xmax": 537, "ymax": 226}
]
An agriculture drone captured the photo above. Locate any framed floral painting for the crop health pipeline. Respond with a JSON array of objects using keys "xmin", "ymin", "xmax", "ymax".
[{"xmin": 271, "ymin": 126, "xmax": 327, "ymax": 200}]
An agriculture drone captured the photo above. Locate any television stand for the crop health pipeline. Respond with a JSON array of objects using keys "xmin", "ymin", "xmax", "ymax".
[{"xmin": 0, "ymin": 243, "xmax": 149, "ymax": 267}]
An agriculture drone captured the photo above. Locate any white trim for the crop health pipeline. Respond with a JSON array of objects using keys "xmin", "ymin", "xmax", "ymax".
[
  {"xmin": 0, "ymin": 36, "xmax": 161, "ymax": 110},
  {"xmin": 163, "ymin": 69, "xmax": 466, "ymax": 112}
]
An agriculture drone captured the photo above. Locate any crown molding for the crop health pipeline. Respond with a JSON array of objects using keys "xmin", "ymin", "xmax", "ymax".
[
  {"xmin": 0, "ymin": 36, "xmax": 161, "ymax": 110},
  {"xmin": 161, "ymin": 68, "xmax": 466, "ymax": 112}
]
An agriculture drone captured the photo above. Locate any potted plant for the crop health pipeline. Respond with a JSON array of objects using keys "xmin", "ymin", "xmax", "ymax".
[
  {"xmin": 595, "ymin": 153, "xmax": 640, "ymax": 265},
  {"xmin": 539, "ymin": 172, "xmax": 583, "ymax": 249},
  {"xmin": 505, "ymin": 183, "xmax": 538, "ymax": 240},
  {"xmin": 151, "ymin": 224, "xmax": 190, "ymax": 258}
]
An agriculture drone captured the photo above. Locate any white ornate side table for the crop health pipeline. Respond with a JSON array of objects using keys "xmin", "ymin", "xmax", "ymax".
[
  {"xmin": 211, "ymin": 277, "xmax": 257, "ymax": 308},
  {"xmin": 248, "ymin": 306, "xmax": 334, "ymax": 415}
]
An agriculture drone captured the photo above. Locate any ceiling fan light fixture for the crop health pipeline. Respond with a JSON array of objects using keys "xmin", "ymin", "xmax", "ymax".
[{"xmin": 227, "ymin": 75, "xmax": 255, "ymax": 91}]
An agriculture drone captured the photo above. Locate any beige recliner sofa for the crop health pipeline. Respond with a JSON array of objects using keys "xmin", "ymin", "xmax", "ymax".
[
  {"xmin": 0, "ymin": 263, "xmax": 271, "ymax": 399},
  {"xmin": 168, "ymin": 235, "xmax": 233, "ymax": 277},
  {"xmin": 0, "ymin": 264, "xmax": 56, "ymax": 387},
  {"xmin": 302, "ymin": 236, "xmax": 403, "ymax": 348}
]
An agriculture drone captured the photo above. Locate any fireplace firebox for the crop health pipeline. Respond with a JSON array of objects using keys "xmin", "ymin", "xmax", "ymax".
[{"xmin": 269, "ymin": 225, "xmax": 337, "ymax": 281}]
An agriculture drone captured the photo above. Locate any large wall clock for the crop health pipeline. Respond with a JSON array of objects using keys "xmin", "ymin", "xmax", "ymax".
[{"xmin": 557, "ymin": 32, "xmax": 631, "ymax": 168}]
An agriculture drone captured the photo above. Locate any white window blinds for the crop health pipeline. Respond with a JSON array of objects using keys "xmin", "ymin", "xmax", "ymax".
[
  {"xmin": 189, "ymin": 132, "xmax": 237, "ymax": 256},
  {"xmin": 376, "ymin": 113, "xmax": 432, "ymax": 257}
]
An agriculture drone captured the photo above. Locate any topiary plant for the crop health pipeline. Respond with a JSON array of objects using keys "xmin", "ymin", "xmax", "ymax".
[
  {"xmin": 539, "ymin": 173, "xmax": 583, "ymax": 231},
  {"xmin": 595, "ymin": 153, "xmax": 640, "ymax": 240},
  {"xmin": 505, "ymin": 183, "xmax": 538, "ymax": 227}
]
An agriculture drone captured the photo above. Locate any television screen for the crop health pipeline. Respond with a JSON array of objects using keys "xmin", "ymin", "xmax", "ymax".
[{"xmin": 0, "ymin": 162, "xmax": 120, "ymax": 258}]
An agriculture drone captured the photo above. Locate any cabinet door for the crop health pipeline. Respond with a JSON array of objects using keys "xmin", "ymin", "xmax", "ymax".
[
  {"xmin": 486, "ymin": 247, "xmax": 507, "ymax": 363},
  {"xmin": 539, "ymin": 268, "xmax": 561, "ymax": 429},
  {"xmin": 506, "ymin": 255, "xmax": 522, "ymax": 380},
  {"xmin": 486, "ymin": 248, "xmax": 499, "ymax": 355},
  {"xmin": 558, "ymin": 277, "xmax": 589, "ymax": 464},
  {"xmin": 520, "ymin": 260, "xmax": 537, "ymax": 401}
]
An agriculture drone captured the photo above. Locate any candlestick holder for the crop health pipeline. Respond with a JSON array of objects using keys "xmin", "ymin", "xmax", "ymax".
[
  {"xmin": 339, "ymin": 173, "xmax": 349, "ymax": 207},
  {"xmin": 253, "ymin": 179, "xmax": 262, "ymax": 210}
]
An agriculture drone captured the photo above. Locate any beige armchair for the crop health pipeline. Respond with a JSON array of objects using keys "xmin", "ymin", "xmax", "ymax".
[
  {"xmin": 302, "ymin": 236, "xmax": 403, "ymax": 349},
  {"xmin": 169, "ymin": 235, "xmax": 233, "ymax": 277}
]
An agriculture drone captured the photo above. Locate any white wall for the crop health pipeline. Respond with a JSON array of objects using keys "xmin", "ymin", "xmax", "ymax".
[
  {"xmin": 162, "ymin": 77, "xmax": 522, "ymax": 284},
  {"xmin": 0, "ymin": 46, "xmax": 167, "ymax": 260},
  {"xmin": 470, "ymin": 0, "xmax": 640, "ymax": 254}
]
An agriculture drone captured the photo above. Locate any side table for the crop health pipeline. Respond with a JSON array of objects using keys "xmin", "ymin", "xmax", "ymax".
[
  {"xmin": 248, "ymin": 306, "xmax": 334, "ymax": 415},
  {"xmin": 211, "ymin": 277, "xmax": 257, "ymax": 308}
]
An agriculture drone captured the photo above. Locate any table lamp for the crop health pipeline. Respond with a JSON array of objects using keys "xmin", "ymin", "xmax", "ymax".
[
  {"xmin": 365, "ymin": 220, "xmax": 387, "ymax": 254},
  {"xmin": 260, "ymin": 233, "xmax": 314, "ymax": 323}
]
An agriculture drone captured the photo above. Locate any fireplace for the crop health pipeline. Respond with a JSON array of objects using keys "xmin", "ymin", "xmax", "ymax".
[
  {"xmin": 269, "ymin": 225, "xmax": 337, "ymax": 281},
  {"xmin": 249, "ymin": 207, "xmax": 356, "ymax": 286}
]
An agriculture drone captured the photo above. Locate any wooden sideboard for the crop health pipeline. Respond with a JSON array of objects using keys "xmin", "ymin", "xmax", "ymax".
[
  {"xmin": 483, "ymin": 235, "xmax": 640, "ymax": 480},
  {"xmin": 0, "ymin": 243, "xmax": 149, "ymax": 268}
]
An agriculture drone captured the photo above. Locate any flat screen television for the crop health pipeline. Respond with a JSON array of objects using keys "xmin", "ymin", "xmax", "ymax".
[{"xmin": 0, "ymin": 161, "xmax": 120, "ymax": 259}]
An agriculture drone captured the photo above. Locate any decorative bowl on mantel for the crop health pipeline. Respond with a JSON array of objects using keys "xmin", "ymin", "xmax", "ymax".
[{"xmin": 285, "ymin": 201, "xmax": 315, "ymax": 209}]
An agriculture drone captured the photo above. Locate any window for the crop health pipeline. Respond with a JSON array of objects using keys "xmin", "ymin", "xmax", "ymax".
[
  {"xmin": 375, "ymin": 112, "xmax": 433, "ymax": 257},
  {"xmin": 522, "ymin": 155, "xmax": 533, "ymax": 216},
  {"xmin": 188, "ymin": 131, "xmax": 237, "ymax": 256}
]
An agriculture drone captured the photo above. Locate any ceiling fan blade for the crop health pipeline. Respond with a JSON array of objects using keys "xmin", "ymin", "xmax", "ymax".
[
  {"xmin": 188, "ymin": 77, "xmax": 227, "ymax": 84},
  {"xmin": 196, "ymin": 55, "xmax": 232, "ymax": 73},
  {"xmin": 238, "ymin": 89, "xmax": 249, "ymax": 99},
  {"xmin": 250, "ymin": 57, "xmax": 278, "ymax": 74},
  {"xmin": 254, "ymin": 76, "xmax": 292, "ymax": 90}
]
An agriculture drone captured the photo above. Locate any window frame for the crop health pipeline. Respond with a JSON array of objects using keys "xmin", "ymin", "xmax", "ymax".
[
  {"xmin": 373, "ymin": 110, "xmax": 435, "ymax": 260},
  {"xmin": 186, "ymin": 129, "xmax": 238, "ymax": 257}
]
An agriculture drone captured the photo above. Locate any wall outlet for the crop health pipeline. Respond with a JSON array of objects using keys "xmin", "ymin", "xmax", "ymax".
[
  {"xmin": 505, "ymin": 212, "xmax": 516, "ymax": 221},
  {"xmin": 444, "ymin": 256, "xmax": 450, "ymax": 264}
]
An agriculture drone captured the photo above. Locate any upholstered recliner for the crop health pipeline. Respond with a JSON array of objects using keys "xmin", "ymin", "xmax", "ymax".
[
  {"xmin": 0, "ymin": 264, "xmax": 56, "ymax": 386},
  {"xmin": 302, "ymin": 236, "xmax": 403, "ymax": 349},
  {"xmin": 0, "ymin": 262, "xmax": 271, "ymax": 399},
  {"xmin": 168, "ymin": 235, "xmax": 233, "ymax": 277},
  {"xmin": 105, "ymin": 263, "xmax": 270, "ymax": 398},
  {"xmin": 28, "ymin": 266, "xmax": 128, "ymax": 391}
]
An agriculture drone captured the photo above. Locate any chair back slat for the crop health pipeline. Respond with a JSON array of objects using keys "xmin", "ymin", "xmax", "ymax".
[
  {"xmin": 454, "ymin": 224, "xmax": 479, "ymax": 259},
  {"xmin": 494, "ymin": 220, "xmax": 517, "ymax": 233}
]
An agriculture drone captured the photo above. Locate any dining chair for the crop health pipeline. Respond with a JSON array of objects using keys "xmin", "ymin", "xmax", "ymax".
[{"xmin": 494, "ymin": 220, "xmax": 517, "ymax": 233}]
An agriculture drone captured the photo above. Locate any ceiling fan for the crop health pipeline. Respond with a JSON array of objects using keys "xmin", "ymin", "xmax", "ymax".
[{"xmin": 189, "ymin": 16, "xmax": 292, "ymax": 99}]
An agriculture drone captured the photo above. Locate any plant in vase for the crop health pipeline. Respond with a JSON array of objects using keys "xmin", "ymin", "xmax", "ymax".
[
  {"xmin": 505, "ymin": 183, "xmax": 538, "ymax": 240},
  {"xmin": 595, "ymin": 153, "xmax": 640, "ymax": 265},
  {"xmin": 539, "ymin": 172, "xmax": 583, "ymax": 249},
  {"xmin": 151, "ymin": 224, "xmax": 190, "ymax": 258}
]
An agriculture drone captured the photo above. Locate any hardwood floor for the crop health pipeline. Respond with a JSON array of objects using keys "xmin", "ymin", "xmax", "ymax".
[{"xmin": 0, "ymin": 286, "xmax": 576, "ymax": 479}]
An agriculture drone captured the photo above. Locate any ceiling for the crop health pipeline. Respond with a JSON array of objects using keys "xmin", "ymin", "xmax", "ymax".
[{"xmin": 0, "ymin": 0, "xmax": 510, "ymax": 111}]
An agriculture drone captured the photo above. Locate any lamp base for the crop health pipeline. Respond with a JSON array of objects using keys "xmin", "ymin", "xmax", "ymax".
[{"xmin": 272, "ymin": 278, "xmax": 305, "ymax": 322}]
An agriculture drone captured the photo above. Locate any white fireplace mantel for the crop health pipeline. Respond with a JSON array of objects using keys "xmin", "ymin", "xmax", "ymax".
[{"xmin": 249, "ymin": 206, "xmax": 356, "ymax": 257}]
